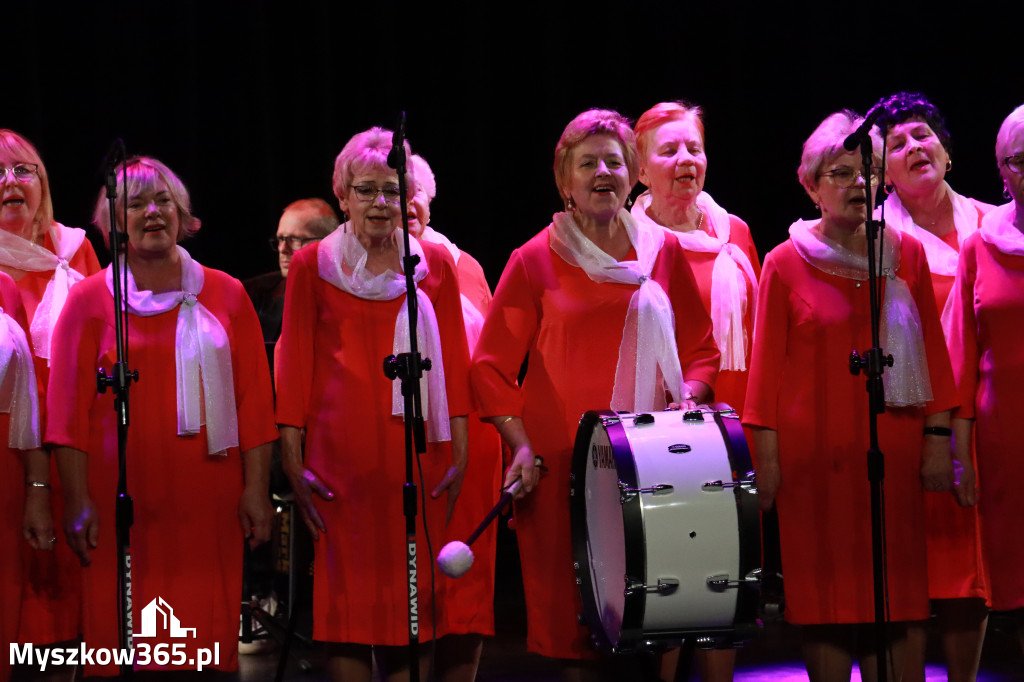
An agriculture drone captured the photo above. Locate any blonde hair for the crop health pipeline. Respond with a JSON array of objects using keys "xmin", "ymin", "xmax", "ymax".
[
  {"xmin": 996, "ymin": 104, "xmax": 1024, "ymax": 162},
  {"xmin": 332, "ymin": 127, "xmax": 414, "ymax": 200},
  {"xmin": 797, "ymin": 110, "xmax": 882, "ymax": 196},
  {"xmin": 0, "ymin": 129, "xmax": 55, "ymax": 240}
]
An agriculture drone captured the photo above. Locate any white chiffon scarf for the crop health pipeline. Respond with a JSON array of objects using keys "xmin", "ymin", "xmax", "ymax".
[
  {"xmin": 0, "ymin": 223, "xmax": 87, "ymax": 360},
  {"xmin": 883, "ymin": 183, "xmax": 979, "ymax": 277},
  {"xmin": 549, "ymin": 209, "xmax": 685, "ymax": 412},
  {"xmin": 105, "ymin": 246, "xmax": 238, "ymax": 455},
  {"xmin": 978, "ymin": 202, "xmax": 1024, "ymax": 256},
  {"xmin": 631, "ymin": 191, "xmax": 757, "ymax": 371},
  {"xmin": 789, "ymin": 219, "xmax": 933, "ymax": 408},
  {"xmin": 417, "ymin": 225, "xmax": 486, "ymax": 351},
  {"xmin": 317, "ymin": 225, "xmax": 451, "ymax": 442},
  {"xmin": 0, "ymin": 309, "xmax": 41, "ymax": 449}
]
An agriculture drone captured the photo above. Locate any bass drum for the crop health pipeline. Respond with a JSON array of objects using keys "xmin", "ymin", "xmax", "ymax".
[{"xmin": 569, "ymin": 406, "xmax": 760, "ymax": 652}]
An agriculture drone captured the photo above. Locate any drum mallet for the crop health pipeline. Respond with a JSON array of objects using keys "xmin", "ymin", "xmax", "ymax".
[{"xmin": 437, "ymin": 457, "xmax": 542, "ymax": 579}]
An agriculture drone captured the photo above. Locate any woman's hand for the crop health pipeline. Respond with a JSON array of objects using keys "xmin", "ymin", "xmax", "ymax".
[
  {"xmin": 503, "ymin": 445, "xmax": 540, "ymax": 499},
  {"xmin": 280, "ymin": 424, "xmax": 333, "ymax": 541},
  {"xmin": 23, "ymin": 484, "xmax": 56, "ymax": 551},
  {"xmin": 921, "ymin": 413, "xmax": 955, "ymax": 493},
  {"xmin": 238, "ymin": 487, "xmax": 274, "ymax": 549},
  {"xmin": 752, "ymin": 427, "xmax": 781, "ymax": 512},
  {"xmin": 433, "ymin": 415, "xmax": 469, "ymax": 524},
  {"xmin": 63, "ymin": 494, "xmax": 99, "ymax": 567},
  {"xmin": 952, "ymin": 417, "xmax": 978, "ymax": 507}
]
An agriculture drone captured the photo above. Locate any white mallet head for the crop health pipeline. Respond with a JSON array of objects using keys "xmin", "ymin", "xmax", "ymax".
[{"xmin": 437, "ymin": 541, "xmax": 475, "ymax": 578}]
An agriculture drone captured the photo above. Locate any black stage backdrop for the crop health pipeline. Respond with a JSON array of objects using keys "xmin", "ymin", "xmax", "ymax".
[{"xmin": 5, "ymin": 2, "xmax": 1023, "ymax": 288}]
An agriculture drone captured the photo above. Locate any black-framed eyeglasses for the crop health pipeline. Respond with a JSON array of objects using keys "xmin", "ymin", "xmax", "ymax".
[
  {"xmin": 821, "ymin": 166, "xmax": 884, "ymax": 189},
  {"xmin": 1002, "ymin": 154, "xmax": 1024, "ymax": 175},
  {"xmin": 269, "ymin": 235, "xmax": 322, "ymax": 251},
  {"xmin": 349, "ymin": 184, "xmax": 401, "ymax": 203},
  {"xmin": 0, "ymin": 163, "xmax": 39, "ymax": 182}
]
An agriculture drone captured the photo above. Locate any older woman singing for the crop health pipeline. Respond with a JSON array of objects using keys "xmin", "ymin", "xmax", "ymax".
[
  {"xmin": 471, "ymin": 109, "xmax": 719, "ymax": 677},
  {"xmin": 744, "ymin": 111, "xmax": 958, "ymax": 682},
  {"xmin": 1, "ymin": 129, "xmax": 100, "ymax": 650},
  {"xmin": 48, "ymin": 157, "xmax": 277, "ymax": 677},
  {"xmin": 276, "ymin": 129, "xmax": 471, "ymax": 682},
  {"xmin": 946, "ymin": 103, "xmax": 1024, "ymax": 660},
  {"xmin": 873, "ymin": 91, "xmax": 992, "ymax": 682}
]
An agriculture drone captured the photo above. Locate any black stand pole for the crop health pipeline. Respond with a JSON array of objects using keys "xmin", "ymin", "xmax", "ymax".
[
  {"xmin": 95, "ymin": 146, "xmax": 140, "ymax": 676},
  {"xmin": 847, "ymin": 123, "xmax": 892, "ymax": 682},
  {"xmin": 380, "ymin": 112, "xmax": 429, "ymax": 682}
]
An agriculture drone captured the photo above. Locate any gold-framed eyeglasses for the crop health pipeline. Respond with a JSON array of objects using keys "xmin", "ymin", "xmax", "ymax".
[
  {"xmin": 269, "ymin": 235, "xmax": 322, "ymax": 251},
  {"xmin": 821, "ymin": 166, "xmax": 884, "ymax": 188},
  {"xmin": 349, "ymin": 184, "xmax": 401, "ymax": 203},
  {"xmin": 0, "ymin": 163, "xmax": 39, "ymax": 183},
  {"xmin": 1001, "ymin": 154, "xmax": 1024, "ymax": 175}
]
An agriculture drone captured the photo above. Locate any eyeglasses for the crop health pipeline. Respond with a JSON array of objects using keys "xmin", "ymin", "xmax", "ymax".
[
  {"xmin": 820, "ymin": 166, "xmax": 884, "ymax": 189},
  {"xmin": 0, "ymin": 163, "xmax": 39, "ymax": 183},
  {"xmin": 269, "ymin": 235, "xmax": 322, "ymax": 251},
  {"xmin": 1002, "ymin": 154, "xmax": 1024, "ymax": 174},
  {"xmin": 349, "ymin": 184, "xmax": 401, "ymax": 203}
]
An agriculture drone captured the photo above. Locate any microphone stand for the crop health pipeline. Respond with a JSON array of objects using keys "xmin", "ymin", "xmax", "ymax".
[
  {"xmin": 847, "ymin": 127, "xmax": 892, "ymax": 682},
  {"xmin": 381, "ymin": 111, "xmax": 429, "ymax": 682},
  {"xmin": 96, "ymin": 149, "xmax": 140, "ymax": 676}
]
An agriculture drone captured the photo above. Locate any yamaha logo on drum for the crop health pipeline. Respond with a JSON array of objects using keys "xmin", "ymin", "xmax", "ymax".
[{"xmin": 591, "ymin": 442, "xmax": 614, "ymax": 470}]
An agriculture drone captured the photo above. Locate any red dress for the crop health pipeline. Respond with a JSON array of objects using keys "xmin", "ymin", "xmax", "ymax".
[
  {"xmin": 14, "ymin": 230, "xmax": 99, "ymax": 646},
  {"xmin": 442, "ymin": 249, "xmax": 502, "ymax": 636},
  {"xmin": 470, "ymin": 226, "xmax": 719, "ymax": 658},
  {"xmin": 0, "ymin": 273, "xmax": 31, "ymax": 682},
  {"xmin": 743, "ymin": 232, "xmax": 958, "ymax": 624},
  {"xmin": 275, "ymin": 239, "xmax": 472, "ymax": 645},
  {"xmin": 946, "ymin": 223, "xmax": 1024, "ymax": 611},
  {"xmin": 45, "ymin": 268, "xmax": 277, "ymax": 676}
]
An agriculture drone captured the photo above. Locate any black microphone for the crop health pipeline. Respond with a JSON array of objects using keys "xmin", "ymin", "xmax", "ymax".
[
  {"xmin": 101, "ymin": 138, "xmax": 126, "ymax": 198},
  {"xmin": 843, "ymin": 105, "xmax": 884, "ymax": 152},
  {"xmin": 387, "ymin": 111, "xmax": 407, "ymax": 171}
]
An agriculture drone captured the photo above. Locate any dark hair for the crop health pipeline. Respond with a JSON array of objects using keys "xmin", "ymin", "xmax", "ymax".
[{"xmin": 873, "ymin": 91, "xmax": 953, "ymax": 156}]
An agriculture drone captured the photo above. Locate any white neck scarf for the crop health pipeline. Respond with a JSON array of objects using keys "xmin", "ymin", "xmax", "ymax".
[
  {"xmin": 317, "ymin": 225, "xmax": 451, "ymax": 442},
  {"xmin": 883, "ymin": 183, "xmax": 979, "ymax": 276},
  {"xmin": 0, "ymin": 223, "xmax": 87, "ymax": 360},
  {"xmin": 549, "ymin": 209, "xmax": 685, "ymax": 412},
  {"xmin": 418, "ymin": 225, "xmax": 462, "ymax": 266},
  {"xmin": 632, "ymin": 191, "xmax": 757, "ymax": 371},
  {"xmin": 0, "ymin": 308, "xmax": 40, "ymax": 449},
  {"xmin": 789, "ymin": 219, "xmax": 932, "ymax": 408},
  {"xmin": 104, "ymin": 246, "xmax": 238, "ymax": 455},
  {"xmin": 416, "ymin": 226, "xmax": 485, "ymax": 352},
  {"xmin": 979, "ymin": 202, "xmax": 1024, "ymax": 256}
]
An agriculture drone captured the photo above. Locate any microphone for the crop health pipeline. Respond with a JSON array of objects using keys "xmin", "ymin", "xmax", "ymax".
[
  {"xmin": 843, "ymin": 105, "xmax": 884, "ymax": 152},
  {"xmin": 387, "ymin": 111, "xmax": 407, "ymax": 171},
  {"xmin": 101, "ymin": 138, "xmax": 126, "ymax": 198}
]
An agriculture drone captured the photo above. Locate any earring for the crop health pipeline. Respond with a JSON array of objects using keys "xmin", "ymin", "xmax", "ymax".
[
  {"xmin": 1005, "ymin": 186, "xmax": 1012, "ymax": 200},
  {"xmin": 625, "ymin": 195, "xmax": 634, "ymax": 210},
  {"xmin": 567, "ymin": 196, "xmax": 577, "ymax": 211},
  {"xmin": 946, "ymin": 159, "xmax": 952, "ymax": 172},
  {"xmin": 884, "ymin": 183, "xmax": 895, "ymax": 195}
]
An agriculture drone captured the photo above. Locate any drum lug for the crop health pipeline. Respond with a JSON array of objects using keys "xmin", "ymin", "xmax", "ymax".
[
  {"xmin": 701, "ymin": 472, "xmax": 756, "ymax": 493},
  {"xmin": 619, "ymin": 481, "xmax": 674, "ymax": 503},
  {"xmin": 706, "ymin": 568, "xmax": 762, "ymax": 591},
  {"xmin": 624, "ymin": 576, "xmax": 679, "ymax": 596},
  {"xmin": 599, "ymin": 415, "xmax": 621, "ymax": 427}
]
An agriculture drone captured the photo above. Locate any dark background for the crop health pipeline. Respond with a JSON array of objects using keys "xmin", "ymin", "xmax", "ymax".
[{"xmin": 6, "ymin": 1, "xmax": 1023, "ymax": 287}]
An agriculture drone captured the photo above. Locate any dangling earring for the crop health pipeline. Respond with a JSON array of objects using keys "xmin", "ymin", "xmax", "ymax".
[
  {"xmin": 945, "ymin": 158, "xmax": 952, "ymax": 172},
  {"xmin": 567, "ymin": 196, "xmax": 577, "ymax": 211},
  {"xmin": 884, "ymin": 183, "xmax": 895, "ymax": 195},
  {"xmin": 625, "ymin": 195, "xmax": 634, "ymax": 210},
  {"xmin": 1004, "ymin": 186, "xmax": 1012, "ymax": 200}
]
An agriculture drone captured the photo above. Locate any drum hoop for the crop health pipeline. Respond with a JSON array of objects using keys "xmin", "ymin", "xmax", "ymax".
[
  {"xmin": 569, "ymin": 409, "xmax": 646, "ymax": 652},
  {"xmin": 711, "ymin": 404, "xmax": 762, "ymax": 637}
]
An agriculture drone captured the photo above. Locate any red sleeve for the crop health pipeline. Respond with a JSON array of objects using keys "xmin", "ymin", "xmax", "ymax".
[
  {"xmin": 274, "ymin": 246, "xmax": 318, "ymax": 428},
  {"xmin": 44, "ymin": 282, "xmax": 102, "ymax": 452},
  {"xmin": 659, "ymin": 239, "xmax": 720, "ymax": 391},
  {"xmin": 470, "ymin": 248, "xmax": 538, "ymax": 419},
  {"xmin": 427, "ymin": 244, "xmax": 473, "ymax": 418},
  {"xmin": 0, "ymin": 272, "xmax": 30, "ymax": 335},
  {"xmin": 946, "ymin": 235, "xmax": 980, "ymax": 420},
  {"xmin": 221, "ymin": 274, "xmax": 278, "ymax": 452},
  {"xmin": 730, "ymin": 215, "xmax": 762, "ymax": 279},
  {"xmin": 456, "ymin": 251, "xmax": 493, "ymax": 316},
  {"xmin": 743, "ymin": 249, "xmax": 787, "ymax": 430},
  {"xmin": 71, "ymin": 238, "xmax": 102, "ymax": 277}
]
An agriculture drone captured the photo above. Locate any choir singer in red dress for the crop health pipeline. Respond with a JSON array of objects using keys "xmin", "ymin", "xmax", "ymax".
[
  {"xmin": 471, "ymin": 108, "xmax": 719, "ymax": 679},
  {"xmin": 744, "ymin": 111, "xmax": 958, "ymax": 682}
]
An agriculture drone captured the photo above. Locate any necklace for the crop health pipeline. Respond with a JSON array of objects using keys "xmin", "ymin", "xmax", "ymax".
[{"xmin": 695, "ymin": 208, "xmax": 704, "ymax": 232}]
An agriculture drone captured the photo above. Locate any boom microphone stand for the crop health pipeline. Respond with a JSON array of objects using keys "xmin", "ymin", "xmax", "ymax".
[
  {"xmin": 380, "ymin": 112, "xmax": 429, "ymax": 682},
  {"xmin": 845, "ymin": 113, "xmax": 892, "ymax": 682},
  {"xmin": 96, "ymin": 145, "xmax": 140, "ymax": 676}
]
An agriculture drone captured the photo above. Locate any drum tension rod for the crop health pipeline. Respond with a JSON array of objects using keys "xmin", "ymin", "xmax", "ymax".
[
  {"xmin": 701, "ymin": 473, "xmax": 756, "ymax": 493},
  {"xmin": 625, "ymin": 577, "xmax": 679, "ymax": 596},
  {"xmin": 618, "ymin": 481, "xmax": 674, "ymax": 503},
  {"xmin": 706, "ymin": 568, "xmax": 762, "ymax": 591}
]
